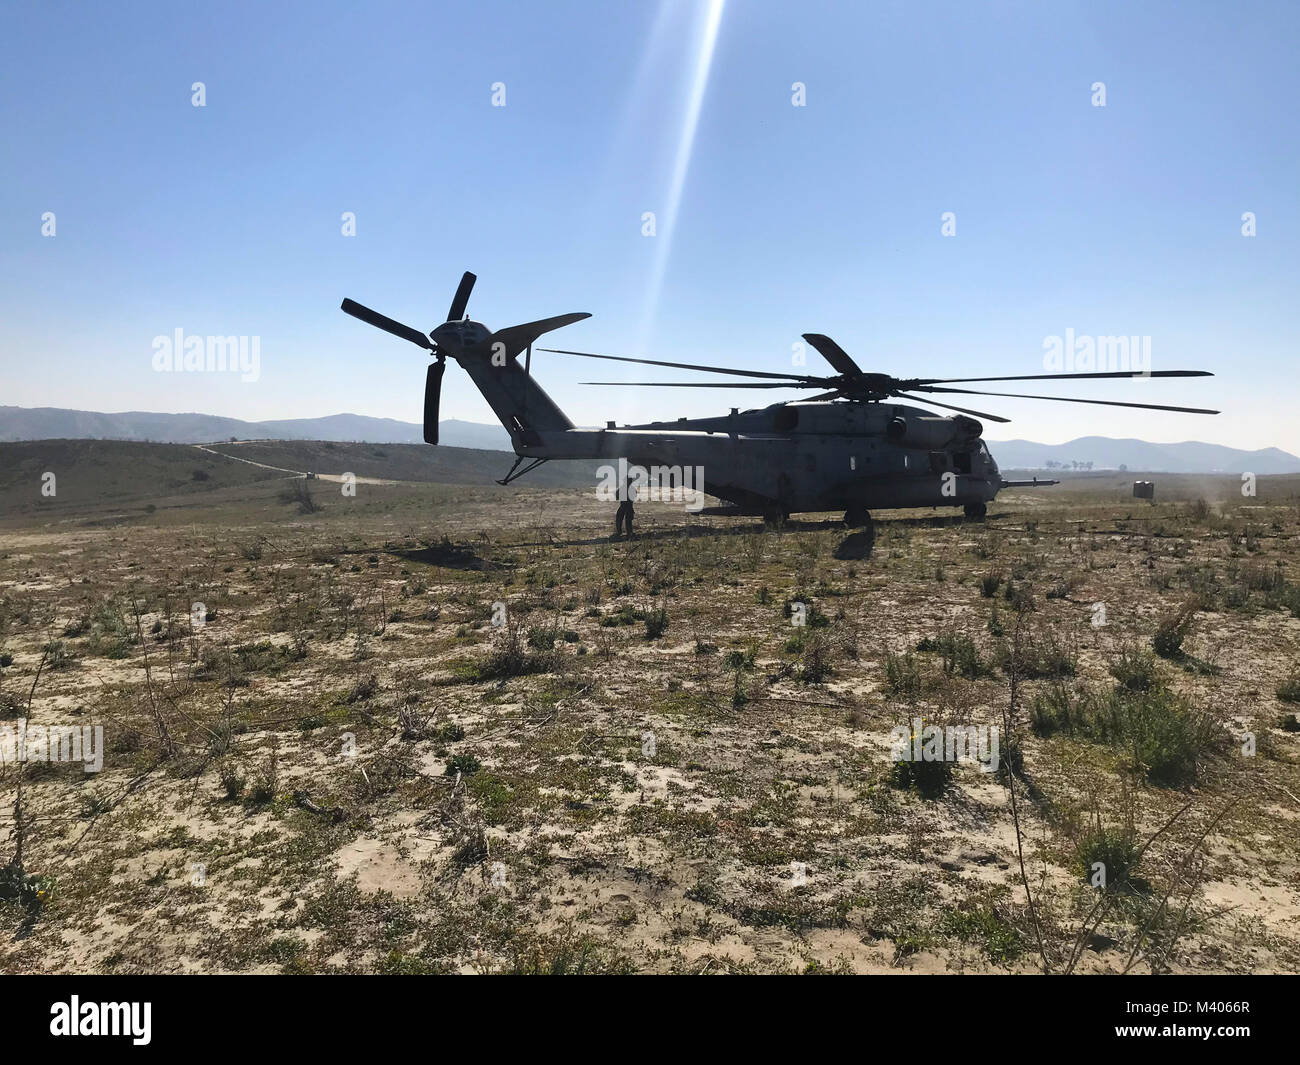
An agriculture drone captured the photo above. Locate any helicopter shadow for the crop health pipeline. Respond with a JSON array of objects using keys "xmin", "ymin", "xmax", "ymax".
[{"xmin": 510, "ymin": 518, "xmax": 850, "ymax": 551}]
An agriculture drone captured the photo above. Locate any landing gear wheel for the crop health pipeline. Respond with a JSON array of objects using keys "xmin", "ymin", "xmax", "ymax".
[
  {"xmin": 762, "ymin": 506, "xmax": 788, "ymax": 528},
  {"xmin": 844, "ymin": 505, "xmax": 872, "ymax": 528},
  {"xmin": 964, "ymin": 502, "xmax": 987, "ymax": 520}
]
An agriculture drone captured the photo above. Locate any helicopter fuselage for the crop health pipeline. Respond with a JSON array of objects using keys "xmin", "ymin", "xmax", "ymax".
[{"xmin": 511, "ymin": 400, "xmax": 1007, "ymax": 516}]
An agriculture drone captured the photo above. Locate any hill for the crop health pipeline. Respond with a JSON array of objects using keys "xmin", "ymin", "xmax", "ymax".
[
  {"xmin": 986, "ymin": 435, "xmax": 1300, "ymax": 474},
  {"xmin": 0, "ymin": 406, "xmax": 511, "ymax": 451},
  {"xmin": 0, "ymin": 438, "xmax": 598, "ymax": 524}
]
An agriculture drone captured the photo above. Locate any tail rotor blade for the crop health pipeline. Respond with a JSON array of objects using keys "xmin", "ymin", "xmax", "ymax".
[
  {"xmin": 424, "ymin": 360, "xmax": 445, "ymax": 444},
  {"xmin": 341, "ymin": 299, "xmax": 433, "ymax": 350},
  {"xmin": 447, "ymin": 271, "xmax": 477, "ymax": 322}
]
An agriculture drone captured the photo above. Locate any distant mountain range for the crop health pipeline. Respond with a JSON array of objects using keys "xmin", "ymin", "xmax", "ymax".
[
  {"xmin": 984, "ymin": 436, "xmax": 1300, "ymax": 474},
  {"xmin": 2, "ymin": 407, "xmax": 1297, "ymax": 474},
  {"xmin": 0, "ymin": 406, "xmax": 512, "ymax": 451}
]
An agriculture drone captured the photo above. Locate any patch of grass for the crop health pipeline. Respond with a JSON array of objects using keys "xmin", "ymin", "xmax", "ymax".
[
  {"xmin": 506, "ymin": 928, "xmax": 636, "ymax": 975},
  {"xmin": 995, "ymin": 627, "xmax": 1076, "ymax": 679},
  {"xmin": 916, "ymin": 630, "xmax": 989, "ymax": 679},
  {"xmin": 941, "ymin": 903, "xmax": 1023, "ymax": 963},
  {"xmin": 1030, "ymin": 678, "xmax": 1218, "ymax": 787},
  {"xmin": 884, "ymin": 651, "xmax": 922, "ymax": 697}
]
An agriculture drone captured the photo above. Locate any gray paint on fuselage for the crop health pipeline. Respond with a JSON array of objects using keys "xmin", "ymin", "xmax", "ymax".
[{"xmin": 515, "ymin": 401, "xmax": 1003, "ymax": 513}]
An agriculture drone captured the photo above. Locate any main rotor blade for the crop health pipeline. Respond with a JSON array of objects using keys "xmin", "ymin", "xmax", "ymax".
[
  {"xmin": 910, "ymin": 369, "xmax": 1213, "ymax": 386},
  {"xmin": 580, "ymin": 380, "xmax": 814, "ymax": 388},
  {"xmin": 491, "ymin": 313, "xmax": 592, "ymax": 361},
  {"xmin": 892, "ymin": 392, "xmax": 1011, "ymax": 423},
  {"xmin": 447, "ymin": 271, "xmax": 477, "ymax": 322},
  {"xmin": 341, "ymin": 299, "xmax": 433, "ymax": 350},
  {"xmin": 542, "ymin": 347, "xmax": 829, "ymax": 383},
  {"xmin": 916, "ymin": 385, "xmax": 1219, "ymax": 415},
  {"xmin": 802, "ymin": 334, "xmax": 864, "ymax": 377}
]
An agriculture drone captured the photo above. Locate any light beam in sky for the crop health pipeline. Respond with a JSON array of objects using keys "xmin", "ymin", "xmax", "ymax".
[{"xmin": 639, "ymin": 0, "xmax": 726, "ymax": 343}]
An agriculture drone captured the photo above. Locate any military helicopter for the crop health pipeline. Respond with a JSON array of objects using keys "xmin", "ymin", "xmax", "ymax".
[{"xmin": 341, "ymin": 272, "xmax": 1218, "ymax": 532}]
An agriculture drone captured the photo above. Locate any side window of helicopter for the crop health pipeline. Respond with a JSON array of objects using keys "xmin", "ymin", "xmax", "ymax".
[
  {"xmin": 953, "ymin": 451, "xmax": 972, "ymax": 474},
  {"xmin": 928, "ymin": 451, "xmax": 947, "ymax": 474}
]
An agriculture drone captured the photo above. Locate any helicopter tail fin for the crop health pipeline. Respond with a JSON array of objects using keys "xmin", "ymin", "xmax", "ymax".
[{"xmin": 452, "ymin": 314, "xmax": 588, "ymax": 446}]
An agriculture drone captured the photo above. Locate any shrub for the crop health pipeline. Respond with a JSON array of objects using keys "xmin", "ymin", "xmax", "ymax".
[
  {"xmin": 890, "ymin": 745, "xmax": 953, "ymax": 798},
  {"xmin": 473, "ymin": 618, "xmax": 560, "ymax": 679},
  {"xmin": 446, "ymin": 753, "xmax": 481, "ymax": 777},
  {"xmin": 42, "ymin": 640, "xmax": 73, "ymax": 670},
  {"xmin": 248, "ymin": 775, "xmax": 276, "ymax": 805},
  {"xmin": 1076, "ymin": 825, "xmax": 1141, "ymax": 890},
  {"xmin": 526, "ymin": 625, "xmax": 557, "ymax": 651},
  {"xmin": 1030, "ymin": 681, "xmax": 1086, "ymax": 738},
  {"xmin": 1110, "ymin": 646, "xmax": 1161, "ymax": 692},
  {"xmin": 643, "ymin": 607, "xmax": 669, "ymax": 639},
  {"xmin": 0, "ymin": 861, "xmax": 55, "ymax": 914},
  {"xmin": 1122, "ymin": 688, "xmax": 1217, "ymax": 787},
  {"xmin": 1153, "ymin": 598, "xmax": 1198, "ymax": 659},
  {"xmin": 884, "ymin": 651, "xmax": 922, "ymax": 697},
  {"xmin": 915, "ymin": 630, "xmax": 988, "ymax": 679},
  {"xmin": 278, "ymin": 479, "xmax": 319, "ymax": 515},
  {"xmin": 220, "ymin": 764, "xmax": 246, "ymax": 800},
  {"xmin": 798, "ymin": 633, "xmax": 833, "ymax": 684}
]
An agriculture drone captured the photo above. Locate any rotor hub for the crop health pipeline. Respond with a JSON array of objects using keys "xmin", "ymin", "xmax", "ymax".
[{"xmin": 430, "ymin": 319, "xmax": 491, "ymax": 353}]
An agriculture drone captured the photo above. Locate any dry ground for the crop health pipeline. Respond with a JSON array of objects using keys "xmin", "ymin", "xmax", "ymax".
[{"xmin": 2, "ymin": 454, "xmax": 1299, "ymax": 973}]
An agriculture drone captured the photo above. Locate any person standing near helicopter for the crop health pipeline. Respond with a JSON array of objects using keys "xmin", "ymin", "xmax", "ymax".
[{"xmin": 615, "ymin": 473, "xmax": 636, "ymax": 539}]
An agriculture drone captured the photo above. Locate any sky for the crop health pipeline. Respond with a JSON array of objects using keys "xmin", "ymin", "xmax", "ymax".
[{"xmin": 2, "ymin": 0, "xmax": 1297, "ymax": 451}]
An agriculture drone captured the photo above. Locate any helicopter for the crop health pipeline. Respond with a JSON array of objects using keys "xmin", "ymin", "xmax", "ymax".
[{"xmin": 340, "ymin": 272, "xmax": 1219, "ymax": 533}]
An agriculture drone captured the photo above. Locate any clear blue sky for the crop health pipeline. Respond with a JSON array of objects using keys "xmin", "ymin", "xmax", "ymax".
[{"xmin": 2, "ymin": 0, "xmax": 1297, "ymax": 451}]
